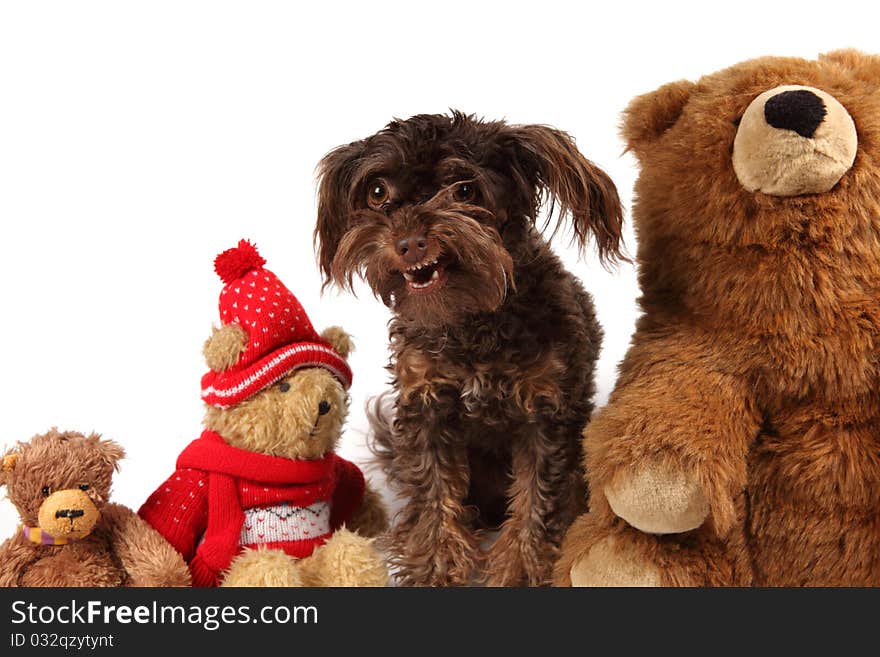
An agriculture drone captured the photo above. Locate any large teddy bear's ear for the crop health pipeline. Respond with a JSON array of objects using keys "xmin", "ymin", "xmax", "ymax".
[
  {"xmin": 203, "ymin": 324, "xmax": 249, "ymax": 372},
  {"xmin": 320, "ymin": 326, "xmax": 353, "ymax": 360},
  {"xmin": 820, "ymin": 49, "xmax": 880, "ymax": 81},
  {"xmin": 622, "ymin": 79, "xmax": 696, "ymax": 156}
]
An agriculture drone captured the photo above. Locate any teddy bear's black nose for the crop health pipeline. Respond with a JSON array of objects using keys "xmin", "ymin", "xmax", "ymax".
[
  {"xmin": 55, "ymin": 509, "xmax": 85, "ymax": 519},
  {"xmin": 764, "ymin": 89, "xmax": 827, "ymax": 138},
  {"xmin": 318, "ymin": 401, "xmax": 331, "ymax": 416}
]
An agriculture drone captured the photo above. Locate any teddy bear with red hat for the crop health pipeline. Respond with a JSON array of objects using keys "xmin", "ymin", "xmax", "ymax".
[{"xmin": 139, "ymin": 239, "xmax": 389, "ymax": 587}]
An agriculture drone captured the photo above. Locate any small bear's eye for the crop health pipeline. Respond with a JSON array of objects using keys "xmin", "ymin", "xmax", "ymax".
[
  {"xmin": 279, "ymin": 382, "xmax": 291, "ymax": 393},
  {"xmin": 41, "ymin": 486, "xmax": 51, "ymax": 497},
  {"xmin": 318, "ymin": 400, "xmax": 331, "ymax": 416},
  {"xmin": 79, "ymin": 484, "xmax": 90, "ymax": 491}
]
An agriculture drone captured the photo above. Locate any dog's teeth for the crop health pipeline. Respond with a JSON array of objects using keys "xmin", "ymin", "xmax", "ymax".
[
  {"xmin": 403, "ymin": 272, "xmax": 414, "ymax": 281},
  {"xmin": 431, "ymin": 269, "xmax": 439, "ymax": 280}
]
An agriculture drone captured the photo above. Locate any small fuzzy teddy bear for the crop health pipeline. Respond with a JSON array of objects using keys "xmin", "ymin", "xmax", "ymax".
[
  {"xmin": 0, "ymin": 429, "xmax": 191, "ymax": 587},
  {"xmin": 139, "ymin": 240, "xmax": 389, "ymax": 587}
]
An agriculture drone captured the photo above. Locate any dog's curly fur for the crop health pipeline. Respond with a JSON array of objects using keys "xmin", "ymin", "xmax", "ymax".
[{"xmin": 316, "ymin": 112, "xmax": 623, "ymax": 585}]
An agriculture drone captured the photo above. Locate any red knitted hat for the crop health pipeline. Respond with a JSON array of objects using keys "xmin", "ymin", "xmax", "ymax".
[{"xmin": 200, "ymin": 240, "xmax": 352, "ymax": 408}]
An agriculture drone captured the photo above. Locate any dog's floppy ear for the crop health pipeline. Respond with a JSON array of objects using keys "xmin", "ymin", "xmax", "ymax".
[
  {"xmin": 315, "ymin": 141, "xmax": 366, "ymax": 287},
  {"xmin": 504, "ymin": 124, "xmax": 624, "ymax": 265},
  {"xmin": 622, "ymin": 79, "xmax": 695, "ymax": 156}
]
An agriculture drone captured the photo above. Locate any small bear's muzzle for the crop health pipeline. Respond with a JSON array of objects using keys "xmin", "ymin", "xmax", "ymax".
[
  {"xmin": 733, "ymin": 84, "xmax": 857, "ymax": 196},
  {"xmin": 37, "ymin": 489, "xmax": 100, "ymax": 540}
]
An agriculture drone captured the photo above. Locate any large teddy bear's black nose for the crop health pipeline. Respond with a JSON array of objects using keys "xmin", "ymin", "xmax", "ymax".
[{"xmin": 764, "ymin": 89, "xmax": 827, "ymax": 138}]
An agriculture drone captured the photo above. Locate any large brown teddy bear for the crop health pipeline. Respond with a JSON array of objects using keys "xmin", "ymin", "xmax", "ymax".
[
  {"xmin": 0, "ymin": 429, "xmax": 191, "ymax": 587},
  {"xmin": 140, "ymin": 240, "xmax": 389, "ymax": 587},
  {"xmin": 556, "ymin": 50, "xmax": 880, "ymax": 586}
]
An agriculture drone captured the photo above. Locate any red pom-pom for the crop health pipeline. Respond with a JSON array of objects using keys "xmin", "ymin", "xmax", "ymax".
[{"xmin": 214, "ymin": 239, "xmax": 267, "ymax": 284}]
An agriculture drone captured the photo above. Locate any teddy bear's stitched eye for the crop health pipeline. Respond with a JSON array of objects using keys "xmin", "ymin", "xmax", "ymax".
[
  {"xmin": 79, "ymin": 484, "xmax": 90, "ymax": 491},
  {"xmin": 41, "ymin": 486, "xmax": 50, "ymax": 497},
  {"xmin": 318, "ymin": 400, "xmax": 331, "ymax": 416},
  {"xmin": 279, "ymin": 382, "xmax": 291, "ymax": 393}
]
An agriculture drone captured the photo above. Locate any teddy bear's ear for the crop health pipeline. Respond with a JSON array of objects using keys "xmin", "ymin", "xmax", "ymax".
[
  {"xmin": 321, "ymin": 326, "xmax": 354, "ymax": 360},
  {"xmin": 1, "ymin": 451, "xmax": 18, "ymax": 487},
  {"xmin": 203, "ymin": 324, "xmax": 249, "ymax": 372},
  {"xmin": 91, "ymin": 435, "xmax": 125, "ymax": 473},
  {"xmin": 622, "ymin": 79, "xmax": 696, "ymax": 155},
  {"xmin": 820, "ymin": 49, "xmax": 880, "ymax": 80}
]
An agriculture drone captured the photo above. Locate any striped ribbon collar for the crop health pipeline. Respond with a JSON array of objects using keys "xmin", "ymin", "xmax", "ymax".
[{"xmin": 20, "ymin": 525, "xmax": 84, "ymax": 546}]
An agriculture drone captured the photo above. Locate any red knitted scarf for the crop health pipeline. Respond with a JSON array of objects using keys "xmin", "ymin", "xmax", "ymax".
[{"xmin": 178, "ymin": 430, "xmax": 336, "ymax": 587}]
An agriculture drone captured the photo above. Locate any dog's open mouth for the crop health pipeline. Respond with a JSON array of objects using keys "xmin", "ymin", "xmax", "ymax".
[{"xmin": 401, "ymin": 256, "xmax": 448, "ymax": 294}]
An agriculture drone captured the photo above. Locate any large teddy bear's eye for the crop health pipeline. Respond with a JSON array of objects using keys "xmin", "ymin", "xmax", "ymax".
[
  {"xmin": 41, "ymin": 486, "xmax": 51, "ymax": 497},
  {"xmin": 318, "ymin": 401, "xmax": 331, "ymax": 416},
  {"xmin": 279, "ymin": 382, "xmax": 291, "ymax": 393}
]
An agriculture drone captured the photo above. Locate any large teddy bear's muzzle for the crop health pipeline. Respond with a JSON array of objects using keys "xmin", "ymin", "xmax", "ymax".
[{"xmin": 733, "ymin": 84, "xmax": 857, "ymax": 196}]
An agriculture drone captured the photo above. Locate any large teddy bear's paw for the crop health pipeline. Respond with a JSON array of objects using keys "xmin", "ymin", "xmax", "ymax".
[
  {"xmin": 570, "ymin": 536, "xmax": 662, "ymax": 587},
  {"xmin": 604, "ymin": 460, "xmax": 709, "ymax": 534},
  {"xmin": 221, "ymin": 547, "xmax": 303, "ymax": 587}
]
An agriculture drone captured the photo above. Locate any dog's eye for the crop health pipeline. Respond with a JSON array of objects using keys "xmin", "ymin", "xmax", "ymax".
[
  {"xmin": 41, "ymin": 486, "xmax": 51, "ymax": 497},
  {"xmin": 367, "ymin": 181, "xmax": 390, "ymax": 209},
  {"xmin": 452, "ymin": 182, "xmax": 476, "ymax": 202}
]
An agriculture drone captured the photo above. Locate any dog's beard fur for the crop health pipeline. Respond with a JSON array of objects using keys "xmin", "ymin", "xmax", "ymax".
[
  {"xmin": 316, "ymin": 112, "xmax": 625, "ymax": 330},
  {"xmin": 332, "ymin": 200, "xmax": 514, "ymax": 328}
]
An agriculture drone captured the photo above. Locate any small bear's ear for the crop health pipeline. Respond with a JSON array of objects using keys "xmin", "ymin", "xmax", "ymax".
[
  {"xmin": 622, "ymin": 79, "xmax": 696, "ymax": 155},
  {"xmin": 203, "ymin": 324, "xmax": 249, "ymax": 372},
  {"xmin": 91, "ymin": 435, "xmax": 125, "ymax": 473},
  {"xmin": 1, "ymin": 451, "xmax": 18, "ymax": 487},
  {"xmin": 321, "ymin": 326, "xmax": 354, "ymax": 360}
]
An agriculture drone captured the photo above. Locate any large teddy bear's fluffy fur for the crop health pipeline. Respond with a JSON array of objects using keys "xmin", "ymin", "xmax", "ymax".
[{"xmin": 556, "ymin": 50, "xmax": 880, "ymax": 586}]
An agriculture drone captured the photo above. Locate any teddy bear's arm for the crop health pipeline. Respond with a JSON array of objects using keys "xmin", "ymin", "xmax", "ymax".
[
  {"xmin": 138, "ymin": 468, "xmax": 209, "ymax": 562},
  {"xmin": 585, "ymin": 333, "xmax": 761, "ymax": 537},
  {"xmin": 101, "ymin": 503, "xmax": 191, "ymax": 587},
  {"xmin": 346, "ymin": 484, "xmax": 389, "ymax": 538},
  {"xmin": 0, "ymin": 535, "xmax": 40, "ymax": 587}
]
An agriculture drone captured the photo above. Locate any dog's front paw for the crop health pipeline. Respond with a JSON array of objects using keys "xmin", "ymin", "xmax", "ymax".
[
  {"xmin": 392, "ymin": 525, "xmax": 482, "ymax": 586},
  {"xmin": 604, "ymin": 460, "xmax": 709, "ymax": 534},
  {"xmin": 484, "ymin": 530, "xmax": 553, "ymax": 587}
]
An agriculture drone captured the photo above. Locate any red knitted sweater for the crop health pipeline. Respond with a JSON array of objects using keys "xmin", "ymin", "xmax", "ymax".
[{"xmin": 138, "ymin": 430, "xmax": 365, "ymax": 587}]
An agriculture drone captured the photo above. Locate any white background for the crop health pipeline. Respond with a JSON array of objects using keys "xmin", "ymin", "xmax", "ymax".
[{"xmin": 1, "ymin": 1, "xmax": 876, "ymax": 539}]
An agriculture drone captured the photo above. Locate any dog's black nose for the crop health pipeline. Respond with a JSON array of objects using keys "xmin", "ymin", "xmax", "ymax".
[
  {"xmin": 764, "ymin": 89, "xmax": 827, "ymax": 138},
  {"xmin": 55, "ymin": 509, "xmax": 85, "ymax": 519},
  {"xmin": 396, "ymin": 236, "xmax": 428, "ymax": 264}
]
